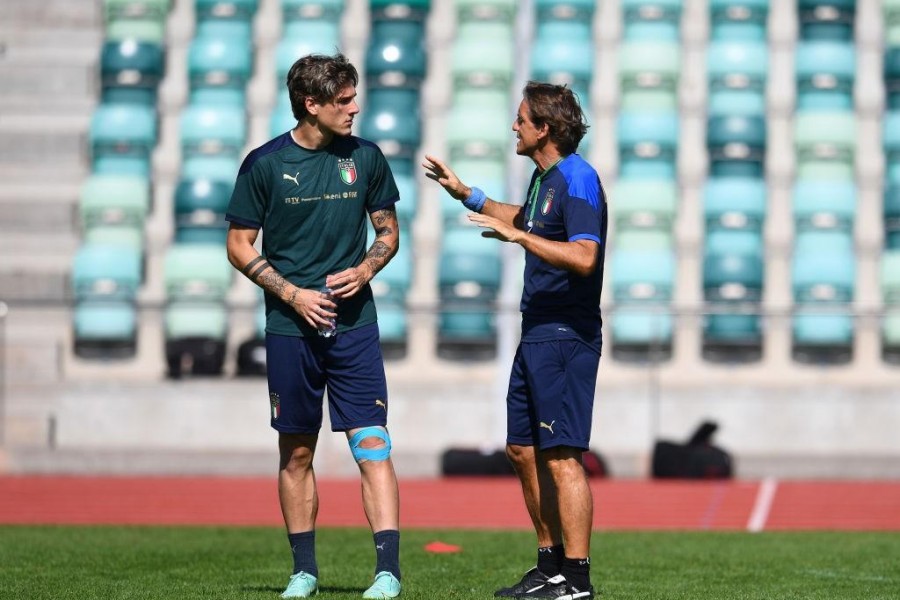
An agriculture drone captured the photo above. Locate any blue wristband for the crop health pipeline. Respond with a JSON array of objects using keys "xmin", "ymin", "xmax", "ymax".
[{"xmin": 462, "ymin": 187, "xmax": 487, "ymax": 212}]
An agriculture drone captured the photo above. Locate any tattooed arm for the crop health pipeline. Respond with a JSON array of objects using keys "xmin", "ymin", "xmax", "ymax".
[
  {"xmin": 225, "ymin": 223, "xmax": 336, "ymax": 330},
  {"xmin": 327, "ymin": 206, "xmax": 400, "ymax": 300}
]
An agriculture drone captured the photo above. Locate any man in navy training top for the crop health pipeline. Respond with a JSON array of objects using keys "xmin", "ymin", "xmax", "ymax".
[
  {"xmin": 424, "ymin": 81, "xmax": 607, "ymax": 600},
  {"xmin": 225, "ymin": 53, "xmax": 403, "ymax": 599}
]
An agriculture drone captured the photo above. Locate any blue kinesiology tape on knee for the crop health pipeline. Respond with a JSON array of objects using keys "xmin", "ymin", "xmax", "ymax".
[{"xmin": 349, "ymin": 426, "xmax": 391, "ymax": 462}]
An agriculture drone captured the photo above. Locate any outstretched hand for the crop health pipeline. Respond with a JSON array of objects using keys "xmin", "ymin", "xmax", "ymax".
[
  {"xmin": 468, "ymin": 212, "xmax": 524, "ymax": 244},
  {"xmin": 422, "ymin": 154, "xmax": 470, "ymax": 201}
]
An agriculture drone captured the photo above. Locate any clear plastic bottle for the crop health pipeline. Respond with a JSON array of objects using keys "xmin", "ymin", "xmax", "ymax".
[{"xmin": 318, "ymin": 286, "xmax": 336, "ymax": 338}]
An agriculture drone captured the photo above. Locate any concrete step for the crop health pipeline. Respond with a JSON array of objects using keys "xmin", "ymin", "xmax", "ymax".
[
  {"xmin": 0, "ymin": 113, "xmax": 90, "ymax": 167},
  {"xmin": 0, "ymin": 181, "xmax": 81, "ymax": 233},
  {"xmin": 0, "ymin": 0, "xmax": 102, "ymax": 30}
]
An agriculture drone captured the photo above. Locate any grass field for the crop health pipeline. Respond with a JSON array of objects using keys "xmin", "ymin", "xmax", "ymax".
[{"xmin": 1, "ymin": 526, "xmax": 898, "ymax": 600}]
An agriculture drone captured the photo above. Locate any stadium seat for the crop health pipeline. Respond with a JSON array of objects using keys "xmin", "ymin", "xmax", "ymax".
[
  {"xmin": 83, "ymin": 226, "xmax": 145, "ymax": 258},
  {"xmin": 106, "ymin": 18, "xmax": 167, "ymax": 43},
  {"xmin": 612, "ymin": 247, "xmax": 675, "ymax": 304},
  {"xmin": 880, "ymin": 250, "xmax": 900, "ymax": 362},
  {"xmin": 437, "ymin": 227, "xmax": 502, "ymax": 358},
  {"xmin": 72, "ymin": 242, "xmax": 142, "ymax": 301},
  {"xmin": 365, "ymin": 20, "xmax": 426, "ymax": 89},
  {"xmin": 446, "ymin": 88, "xmax": 511, "ymax": 160},
  {"xmin": 610, "ymin": 306, "xmax": 674, "ymax": 362},
  {"xmin": 164, "ymin": 243, "xmax": 232, "ymax": 301},
  {"xmin": 173, "ymin": 178, "xmax": 233, "ymax": 244},
  {"xmin": 704, "ymin": 176, "xmax": 766, "ymax": 232},
  {"xmin": 791, "ymin": 230, "xmax": 855, "ymax": 304},
  {"xmin": 792, "ymin": 179, "xmax": 856, "ymax": 233},
  {"xmin": 104, "ymin": 0, "xmax": 171, "ymax": 22},
  {"xmin": 103, "ymin": 0, "xmax": 170, "ymax": 42},
  {"xmin": 797, "ymin": 0, "xmax": 855, "ymax": 41},
  {"xmin": 276, "ymin": 20, "xmax": 341, "ymax": 84},
  {"xmin": 882, "ymin": 111, "xmax": 900, "ymax": 185},
  {"xmin": 702, "ymin": 310, "xmax": 762, "ymax": 362},
  {"xmin": 385, "ymin": 157, "xmax": 416, "ymax": 227},
  {"xmin": 369, "ymin": 0, "xmax": 430, "ymax": 23},
  {"xmin": 281, "ymin": 0, "xmax": 344, "ymax": 22},
  {"xmin": 619, "ymin": 41, "xmax": 681, "ymax": 111},
  {"xmin": 358, "ymin": 88, "xmax": 421, "ymax": 159},
  {"xmin": 73, "ymin": 300, "xmax": 138, "ymax": 358},
  {"xmin": 617, "ymin": 111, "xmax": 679, "ymax": 179},
  {"xmin": 100, "ymin": 38, "xmax": 165, "ymax": 106},
  {"xmin": 164, "ymin": 301, "xmax": 229, "ymax": 377},
  {"xmin": 182, "ymin": 155, "xmax": 240, "ymax": 182},
  {"xmin": 706, "ymin": 114, "xmax": 766, "ymax": 178},
  {"xmin": 451, "ymin": 22, "xmax": 514, "ymax": 91},
  {"xmin": 794, "ymin": 110, "xmax": 856, "ymax": 180},
  {"xmin": 79, "ymin": 174, "xmax": 150, "ymax": 232},
  {"xmin": 614, "ymin": 228, "xmax": 674, "ymax": 252},
  {"xmin": 89, "ymin": 102, "xmax": 157, "ymax": 176},
  {"xmin": 885, "ymin": 48, "xmax": 900, "ymax": 111},
  {"xmin": 795, "ymin": 40, "xmax": 855, "ymax": 111},
  {"xmin": 456, "ymin": 0, "xmax": 516, "ymax": 23},
  {"xmin": 792, "ymin": 309, "xmax": 854, "ymax": 364},
  {"xmin": 195, "ymin": 0, "xmax": 258, "ymax": 22},
  {"xmin": 613, "ymin": 178, "xmax": 678, "ymax": 231},
  {"xmin": 884, "ymin": 184, "xmax": 900, "ymax": 250},
  {"xmin": 886, "ymin": 0, "xmax": 900, "ymax": 46},
  {"xmin": 703, "ymin": 230, "xmax": 764, "ymax": 302},
  {"xmin": 179, "ymin": 103, "xmax": 246, "ymax": 159},
  {"xmin": 369, "ymin": 229, "xmax": 412, "ymax": 357},
  {"xmin": 187, "ymin": 32, "xmax": 252, "ymax": 106},
  {"xmin": 534, "ymin": 0, "xmax": 595, "ymax": 21},
  {"xmin": 707, "ymin": 39, "xmax": 768, "ymax": 116},
  {"xmin": 530, "ymin": 21, "xmax": 594, "ymax": 100},
  {"xmin": 709, "ymin": 0, "xmax": 768, "ymax": 42},
  {"xmin": 621, "ymin": 0, "xmax": 683, "ymax": 42}
]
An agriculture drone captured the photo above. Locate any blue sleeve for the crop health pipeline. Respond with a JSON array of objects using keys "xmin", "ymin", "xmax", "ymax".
[{"xmin": 563, "ymin": 175, "xmax": 604, "ymax": 245}]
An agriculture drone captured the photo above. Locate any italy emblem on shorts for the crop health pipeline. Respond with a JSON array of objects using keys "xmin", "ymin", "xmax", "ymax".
[
  {"xmin": 541, "ymin": 188, "xmax": 555, "ymax": 215},
  {"xmin": 269, "ymin": 392, "xmax": 280, "ymax": 420},
  {"xmin": 338, "ymin": 158, "xmax": 357, "ymax": 185}
]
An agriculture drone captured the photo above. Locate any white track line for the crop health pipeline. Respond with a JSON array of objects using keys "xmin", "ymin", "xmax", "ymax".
[{"xmin": 747, "ymin": 477, "xmax": 778, "ymax": 532}]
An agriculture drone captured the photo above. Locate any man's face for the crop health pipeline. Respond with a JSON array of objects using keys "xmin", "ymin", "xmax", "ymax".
[
  {"xmin": 512, "ymin": 99, "xmax": 543, "ymax": 156},
  {"xmin": 310, "ymin": 84, "xmax": 359, "ymax": 136}
]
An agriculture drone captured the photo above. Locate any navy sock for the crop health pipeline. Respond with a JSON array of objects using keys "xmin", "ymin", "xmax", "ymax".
[
  {"xmin": 288, "ymin": 531, "xmax": 317, "ymax": 577},
  {"xmin": 561, "ymin": 556, "xmax": 591, "ymax": 591},
  {"xmin": 373, "ymin": 529, "xmax": 401, "ymax": 580},
  {"xmin": 537, "ymin": 544, "xmax": 564, "ymax": 577}
]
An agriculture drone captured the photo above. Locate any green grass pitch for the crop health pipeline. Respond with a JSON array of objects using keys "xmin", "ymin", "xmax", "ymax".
[{"xmin": 1, "ymin": 526, "xmax": 898, "ymax": 599}]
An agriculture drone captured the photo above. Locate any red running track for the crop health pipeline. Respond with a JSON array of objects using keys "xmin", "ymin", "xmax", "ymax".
[{"xmin": 1, "ymin": 476, "xmax": 898, "ymax": 531}]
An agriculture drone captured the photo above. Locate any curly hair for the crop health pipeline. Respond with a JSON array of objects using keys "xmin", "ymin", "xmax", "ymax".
[
  {"xmin": 522, "ymin": 81, "xmax": 589, "ymax": 155},
  {"xmin": 286, "ymin": 53, "xmax": 359, "ymax": 121}
]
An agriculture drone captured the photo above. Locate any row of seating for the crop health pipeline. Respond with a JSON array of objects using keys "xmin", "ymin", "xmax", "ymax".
[{"xmin": 883, "ymin": 0, "xmax": 900, "ymax": 362}]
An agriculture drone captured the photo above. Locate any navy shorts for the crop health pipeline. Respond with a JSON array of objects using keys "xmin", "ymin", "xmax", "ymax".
[
  {"xmin": 265, "ymin": 323, "xmax": 388, "ymax": 434},
  {"xmin": 506, "ymin": 339, "xmax": 601, "ymax": 450}
]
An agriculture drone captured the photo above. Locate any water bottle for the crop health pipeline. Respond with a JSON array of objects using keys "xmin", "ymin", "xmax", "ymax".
[{"xmin": 318, "ymin": 286, "xmax": 336, "ymax": 338}]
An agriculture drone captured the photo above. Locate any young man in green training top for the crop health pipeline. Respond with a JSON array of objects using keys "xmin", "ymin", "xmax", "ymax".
[{"xmin": 225, "ymin": 53, "xmax": 403, "ymax": 599}]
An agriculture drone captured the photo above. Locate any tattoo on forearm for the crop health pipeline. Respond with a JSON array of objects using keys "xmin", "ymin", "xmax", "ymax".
[
  {"xmin": 363, "ymin": 240, "xmax": 393, "ymax": 275},
  {"xmin": 241, "ymin": 256, "xmax": 267, "ymax": 277},
  {"xmin": 371, "ymin": 208, "xmax": 395, "ymax": 229},
  {"xmin": 248, "ymin": 260, "xmax": 272, "ymax": 281},
  {"xmin": 258, "ymin": 269, "xmax": 288, "ymax": 299}
]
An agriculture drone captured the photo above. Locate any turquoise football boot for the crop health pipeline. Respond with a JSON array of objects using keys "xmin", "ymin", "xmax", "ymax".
[
  {"xmin": 362, "ymin": 571, "xmax": 401, "ymax": 599},
  {"xmin": 282, "ymin": 571, "xmax": 318, "ymax": 598}
]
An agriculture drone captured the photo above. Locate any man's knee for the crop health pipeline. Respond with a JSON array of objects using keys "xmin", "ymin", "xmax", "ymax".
[
  {"xmin": 506, "ymin": 443, "xmax": 534, "ymax": 470},
  {"xmin": 348, "ymin": 426, "xmax": 392, "ymax": 463},
  {"xmin": 279, "ymin": 433, "xmax": 317, "ymax": 471}
]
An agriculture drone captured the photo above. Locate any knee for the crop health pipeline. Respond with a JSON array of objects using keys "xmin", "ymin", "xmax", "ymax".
[
  {"xmin": 349, "ymin": 427, "xmax": 391, "ymax": 463},
  {"xmin": 543, "ymin": 447, "xmax": 584, "ymax": 479},
  {"xmin": 505, "ymin": 443, "xmax": 532, "ymax": 470}
]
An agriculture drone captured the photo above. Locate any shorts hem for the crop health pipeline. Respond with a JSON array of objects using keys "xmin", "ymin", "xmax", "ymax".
[
  {"xmin": 538, "ymin": 439, "xmax": 590, "ymax": 452},
  {"xmin": 272, "ymin": 424, "xmax": 321, "ymax": 435},
  {"xmin": 331, "ymin": 419, "xmax": 387, "ymax": 433}
]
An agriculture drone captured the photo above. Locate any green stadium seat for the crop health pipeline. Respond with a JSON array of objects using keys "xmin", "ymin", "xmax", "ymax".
[
  {"xmin": 619, "ymin": 41, "xmax": 680, "ymax": 112},
  {"xmin": 276, "ymin": 21, "xmax": 341, "ymax": 82},
  {"xmin": 881, "ymin": 249, "xmax": 900, "ymax": 362},
  {"xmin": 795, "ymin": 40, "xmax": 855, "ymax": 111},
  {"xmin": 100, "ymin": 38, "xmax": 165, "ymax": 106},
  {"xmin": 456, "ymin": 0, "xmax": 516, "ymax": 23},
  {"xmin": 706, "ymin": 115, "xmax": 766, "ymax": 178},
  {"xmin": 446, "ymin": 89, "xmax": 510, "ymax": 160},
  {"xmin": 702, "ymin": 312, "xmax": 762, "ymax": 363},
  {"xmin": 703, "ymin": 230, "xmax": 764, "ymax": 302},
  {"xmin": 794, "ymin": 110, "xmax": 856, "ymax": 180},
  {"xmin": 79, "ymin": 174, "xmax": 150, "ymax": 231},
  {"xmin": 106, "ymin": 18, "xmax": 167, "ymax": 43},
  {"xmin": 179, "ymin": 103, "xmax": 246, "ymax": 159},
  {"xmin": 613, "ymin": 178, "xmax": 677, "ymax": 231},
  {"xmin": 452, "ymin": 22, "xmax": 514, "ymax": 91},
  {"xmin": 73, "ymin": 300, "xmax": 138, "ymax": 358},
  {"xmin": 164, "ymin": 301, "xmax": 229, "ymax": 377},
  {"xmin": 72, "ymin": 242, "xmax": 142, "ymax": 301},
  {"xmin": 704, "ymin": 176, "xmax": 766, "ymax": 232},
  {"xmin": 886, "ymin": 0, "xmax": 900, "ymax": 46},
  {"xmin": 89, "ymin": 103, "xmax": 157, "ymax": 175},
  {"xmin": 617, "ymin": 111, "xmax": 679, "ymax": 179},
  {"xmin": 707, "ymin": 39, "xmax": 768, "ymax": 117},
  {"xmin": 174, "ymin": 178, "xmax": 233, "ymax": 244},
  {"xmin": 104, "ymin": 0, "xmax": 171, "ymax": 22},
  {"xmin": 614, "ymin": 229, "xmax": 674, "ymax": 252},
  {"xmin": 530, "ymin": 21, "xmax": 594, "ymax": 96},
  {"xmin": 534, "ymin": 0, "xmax": 595, "ymax": 21},
  {"xmin": 164, "ymin": 243, "xmax": 233, "ymax": 300},
  {"xmin": 83, "ymin": 226, "xmax": 145, "ymax": 257},
  {"xmin": 885, "ymin": 48, "xmax": 900, "ymax": 111},
  {"xmin": 366, "ymin": 20, "xmax": 426, "ymax": 89},
  {"xmin": 281, "ymin": 0, "xmax": 345, "ymax": 22},
  {"xmin": 358, "ymin": 88, "xmax": 421, "ymax": 159},
  {"xmin": 188, "ymin": 33, "xmax": 252, "ymax": 106},
  {"xmin": 621, "ymin": 0, "xmax": 683, "ymax": 42}
]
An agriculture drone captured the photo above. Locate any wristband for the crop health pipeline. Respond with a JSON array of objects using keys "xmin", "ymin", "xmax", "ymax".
[{"xmin": 462, "ymin": 186, "xmax": 487, "ymax": 213}]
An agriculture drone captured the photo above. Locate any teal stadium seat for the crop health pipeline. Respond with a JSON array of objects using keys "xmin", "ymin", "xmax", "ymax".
[
  {"xmin": 794, "ymin": 110, "xmax": 856, "ymax": 180},
  {"xmin": 359, "ymin": 88, "xmax": 421, "ymax": 159},
  {"xmin": 709, "ymin": 0, "xmax": 768, "ymax": 42},
  {"xmin": 707, "ymin": 39, "xmax": 768, "ymax": 116},
  {"xmin": 612, "ymin": 246, "xmax": 675, "ymax": 304},
  {"xmin": 880, "ymin": 250, "xmax": 900, "ymax": 362},
  {"xmin": 281, "ymin": 0, "xmax": 345, "ymax": 22},
  {"xmin": 79, "ymin": 174, "xmax": 150, "ymax": 232},
  {"xmin": 368, "ymin": 229, "xmax": 412, "ymax": 357},
  {"xmin": 882, "ymin": 111, "xmax": 900, "ymax": 185},
  {"xmin": 704, "ymin": 176, "xmax": 766, "ymax": 232},
  {"xmin": 452, "ymin": 22, "xmax": 514, "ymax": 91},
  {"xmin": 437, "ymin": 227, "xmax": 502, "ymax": 358},
  {"xmin": 179, "ymin": 103, "xmax": 246, "ymax": 159},
  {"xmin": 182, "ymin": 155, "xmax": 240, "ymax": 182},
  {"xmin": 795, "ymin": 40, "xmax": 855, "ymax": 111},
  {"xmin": 886, "ymin": 0, "xmax": 900, "ymax": 46},
  {"xmin": 885, "ymin": 48, "xmax": 900, "ymax": 111},
  {"xmin": 386, "ymin": 157, "xmax": 416, "ymax": 227},
  {"xmin": 174, "ymin": 178, "xmax": 233, "ymax": 244},
  {"xmin": 618, "ymin": 41, "xmax": 681, "ymax": 111},
  {"xmin": 613, "ymin": 178, "xmax": 677, "ymax": 232},
  {"xmin": 706, "ymin": 114, "xmax": 766, "ymax": 178},
  {"xmin": 798, "ymin": 0, "xmax": 855, "ymax": 41},
  {"xmin": 369, "ymin": 0, "xmax": 430, "ymax": 22},
  {"xmin": 195, "ymin": 0, "xmax": 258, "ymax": 21},
  {"xmin": 791, "ymin": 230, "xmax": 855, "ymax": 303},
  {"xmin": 104, "ymin": 0, "xmax": 170, "ymax": 43},
  {"xmin": 792, "ymin": 179, "xmax": 856, "ymax": 233},
  {"xmin": 100, "ymin": 38, "xmax": 164, "ymax": 106},
  {"xmin": 276, "ymin": 20, "xmax": 340, "ymax": 82},
  {"xmin": 530, "ymin": 20, "xmax": 593, "ymax": 103},
  {"xmin": 73, "ymin": 300, "xmax": 138, "ymax": 358},
  {"xmin": 164, "ymin": 243, "xmax": 232, "ymax": 300},
  {"xmin": 90, "ymin": 102, "xmax": 157, "ymax": 176},
  {"xmin": 792, "ymin": 309, "xmax": 854, "ymax": 363},
  {"xmin": 617, "ymin": 111, "xmax": 679, "ymax": 179},
  {"xmin": 621, "ymin": 0, "xmax": 683, "ymax": 42},
  {"xmin": 366, "ymin": 20, "xmax": 426, "ymax": 89},
  {"xmin": 456, "ymin": 0, "xmax": 516, "ymax": 23},
  {"xmin": 187, "ymin": 32, "xmax": 252, "ymax": 106},
  {"xmin": 446, "ymin": 88, "xmax": 511, "ymax": 160},
  {"xmin": 72, "ymin": 242, "xmax": 143, "ymax": 301},
  {"xmin": 884, "ymin": 185, "xmax": 900, "ymax": 249},
  {"xmin": 703, "ymin": 230, "xmax": 764, "ymax": 302}
]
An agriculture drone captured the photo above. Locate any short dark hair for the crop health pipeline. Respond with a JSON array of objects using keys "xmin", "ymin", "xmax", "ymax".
[
  {"xmin": 286, "ymin": 53, "xmax": 359, "ymax": 121},
  {"xmin": 522, "ymin": 81, "xmax": 589, "ymax": 155}
]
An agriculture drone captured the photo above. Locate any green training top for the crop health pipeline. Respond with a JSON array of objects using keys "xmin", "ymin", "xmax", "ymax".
[{"xmin": 225, "ymin": 131, "xmax": 400, "ymax": 337}]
